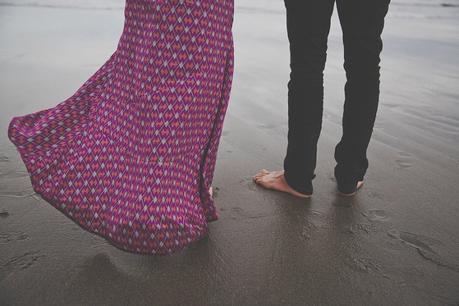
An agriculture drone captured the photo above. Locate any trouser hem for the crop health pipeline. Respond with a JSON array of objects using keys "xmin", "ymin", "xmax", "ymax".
[{"xmin": 284, "ymin": 170, "xmax": 315, "ymax": 195}]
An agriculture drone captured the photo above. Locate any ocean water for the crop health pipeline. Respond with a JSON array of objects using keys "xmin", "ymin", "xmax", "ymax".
[{"xmin": 1, "ymin": 0, "xmax": 458, "ymax": 19}]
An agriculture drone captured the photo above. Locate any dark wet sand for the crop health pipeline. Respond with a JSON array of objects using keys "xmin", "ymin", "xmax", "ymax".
[{"xmin": 1, "ymin": 1, "xmax": 459, "ymax": 305}]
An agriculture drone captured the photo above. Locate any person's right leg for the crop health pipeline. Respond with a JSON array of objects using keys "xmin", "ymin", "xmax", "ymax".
[{"xmin": 254, "ymin": 0, "xmax": 335, "ymax": 197}]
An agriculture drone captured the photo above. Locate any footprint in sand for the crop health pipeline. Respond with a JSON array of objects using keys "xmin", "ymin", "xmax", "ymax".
[
  {"xmin": 395, "ymin": 151, "xmax": 413, "ymax": 169},
  {"xmin": 346, "ymin": 256, "xmax": 385, "ymax": 275},
  {"xmin": 0, "ymin": 232, "xmax": 30, "ymax": 243},
  {"xmin": 349, "ymin": 223, "xmax": 377, "ymax": 235},
  {"xmin": 0, "ymin": 209, "xmax": 9, "ymax": 218},
  {"xmin": 362, "ymin": 209, "xmax": 389, "ymax": 222},
  {"xmin": 0, "ymin": 251, "xmax": 45, "ymax": 281},
  {"xmin": 0, "ymin": 154, "xmax": 9, "ymax": 162}
]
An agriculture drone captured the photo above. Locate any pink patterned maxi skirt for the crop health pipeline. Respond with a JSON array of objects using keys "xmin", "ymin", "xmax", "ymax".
[{"xmin": 8, "ymin": 0, "xmax": 234, "ymax": 255}]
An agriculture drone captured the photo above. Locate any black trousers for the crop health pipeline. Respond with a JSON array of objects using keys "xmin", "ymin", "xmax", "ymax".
[{"xmin": 283, "ymin": 0, "xmax": 390, "ymax": 194}]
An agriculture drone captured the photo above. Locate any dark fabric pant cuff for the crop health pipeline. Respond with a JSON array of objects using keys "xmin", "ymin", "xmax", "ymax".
[
  {"xmin": 284, "ymin": 171, "xmax": 315, "ymax": 195},
  {"xmin": 334, "ymin": 166, "xmax": 364, "ymax": 194}
]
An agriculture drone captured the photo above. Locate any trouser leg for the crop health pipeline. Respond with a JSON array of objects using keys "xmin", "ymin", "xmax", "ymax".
[
  {"xmin": 283, "ymin": 0, "xmax": 335, "ymax": 194},
  {"xmin": 334, "ymin": 0, "xmax": 390, "ymax": 192}
]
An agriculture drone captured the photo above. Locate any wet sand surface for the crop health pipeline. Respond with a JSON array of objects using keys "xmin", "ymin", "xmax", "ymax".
[{"xmin": 1, "ymin": 1, "xmax": 459, "ymax": 305}]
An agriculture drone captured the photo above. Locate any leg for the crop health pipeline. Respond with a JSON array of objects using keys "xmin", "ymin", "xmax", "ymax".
[
  {"xmin": 334, "ymin": 0, "xmax": 390, "ymax": 194},
  {"xmin": 283, "ymin": 0, "xmax": 335, "ymax": 194},
  {"xmin": 254, "ymin": 0, "xmax": 335, "ymax": 197}
]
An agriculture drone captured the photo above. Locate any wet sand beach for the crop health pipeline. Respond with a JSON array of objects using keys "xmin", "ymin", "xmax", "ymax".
[{"xmin": 1, "ymin": 0, "xmax": 459, "ymax": 305}]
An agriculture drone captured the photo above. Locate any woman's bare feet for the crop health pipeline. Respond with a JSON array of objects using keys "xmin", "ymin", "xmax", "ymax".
[
  {"xmin": 338, "ymin": 181, "xmax": 364, "ymax": 196},
  {"xmin": 252, "ymin": 169, "xmax": 312, "ymax": 198}
]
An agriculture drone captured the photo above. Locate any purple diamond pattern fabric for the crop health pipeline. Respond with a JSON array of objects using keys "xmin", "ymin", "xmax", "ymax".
[{"xmin": 8, "ymin": 0, "xmax": 234, "ymax": 255}]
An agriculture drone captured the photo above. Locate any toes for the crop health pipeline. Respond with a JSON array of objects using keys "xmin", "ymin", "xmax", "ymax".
[
  {"xmin": 257, "ymin": 172, "xmax": 267, "ymax": 178},
  {"xmin": 253, "ymin": 171, "xmax": 269, "ymax": 180},
  {"xmin": 253, "ymin": 169, "xmax": 269, "ymax": 177},
  {"xmin": 254, "ymin": 176, "xmax": 266, "ymax": 186}
]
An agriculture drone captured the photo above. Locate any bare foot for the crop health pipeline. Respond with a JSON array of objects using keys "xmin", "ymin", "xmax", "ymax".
[
  {"xmin": 338, "ymin": 181, "xmax": 364, "ymax": 197},
  {"xmin": 252, "ymin": 169, "xmax": 312, "ymax": 198},
  {"xmin": 209, "ymin": 187, "xmax": 213, "ymax": 198}
]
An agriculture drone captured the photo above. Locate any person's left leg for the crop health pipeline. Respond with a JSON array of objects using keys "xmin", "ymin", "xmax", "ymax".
[{"xmin": 334, "ymin": 0, "xmax": 390, "ymax": 195}]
